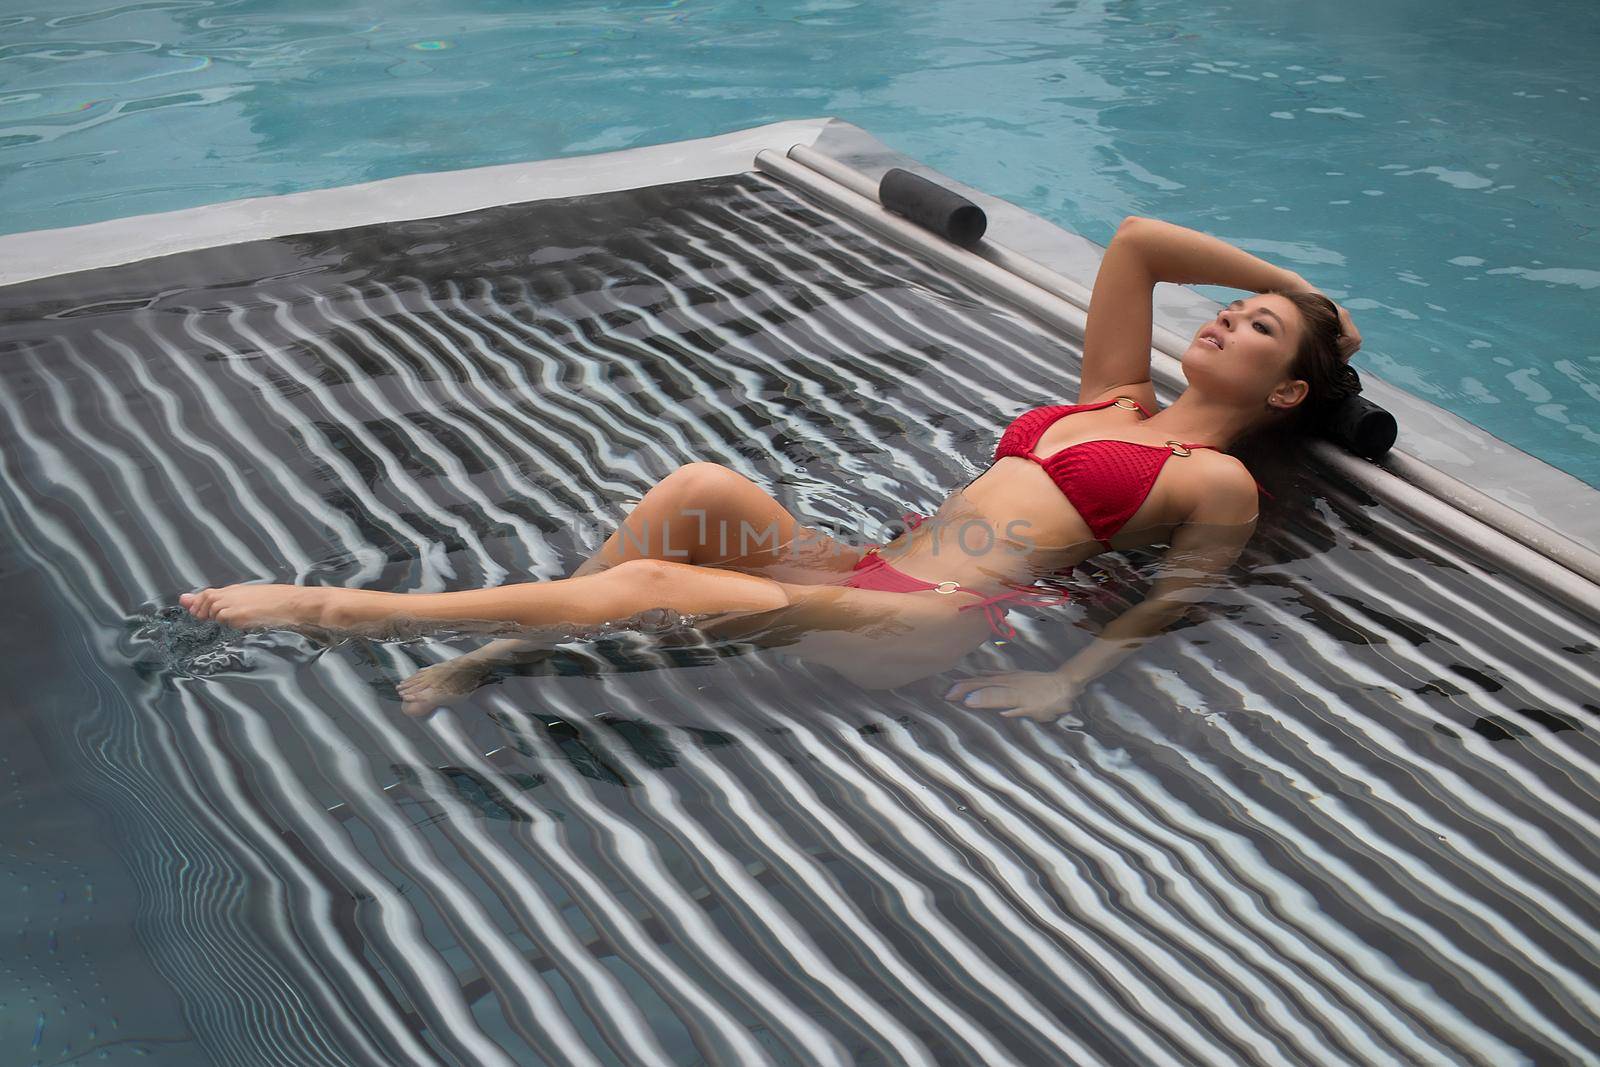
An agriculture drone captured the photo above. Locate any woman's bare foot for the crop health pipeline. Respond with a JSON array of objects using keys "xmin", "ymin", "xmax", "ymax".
[
  {"xmin": 396, "ymin": 660, "xmax": 492, "ymax": 717},
  {"xmin": 179, "ymin": 584, "xmax": 340, "ymax": 630}
]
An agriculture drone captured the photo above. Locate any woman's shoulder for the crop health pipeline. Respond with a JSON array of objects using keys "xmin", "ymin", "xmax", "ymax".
[{"xmin": 1189, "ymin": 451, "xmax": 1265, "ymax": 524}]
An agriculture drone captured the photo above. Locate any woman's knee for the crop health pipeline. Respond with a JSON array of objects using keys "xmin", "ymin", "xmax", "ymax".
[
  {"xmin": 661, "ymin": 461, "xmax": 748, "ymax": 499},
  {"xmin": 604, "ymin": 558, "xmax": 790, "ymax": 614},
  {"xmin": 607, "ymin": 557, "xmax": 679, "ymax": 586}
]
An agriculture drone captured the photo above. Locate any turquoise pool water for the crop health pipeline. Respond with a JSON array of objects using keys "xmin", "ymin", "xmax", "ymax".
[{"xmin": 1, "ymin": 0, "xmax": 1596, "ymax": 485}]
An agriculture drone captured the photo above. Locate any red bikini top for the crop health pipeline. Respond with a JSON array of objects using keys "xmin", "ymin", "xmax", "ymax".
[{"xmin": 992, "ymin": 396, "xmax": 1268, "ymax": 548}]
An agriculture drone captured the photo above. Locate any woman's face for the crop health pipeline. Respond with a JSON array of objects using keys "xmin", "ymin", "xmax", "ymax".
[{"xmin": 1182, "ymin": 293, "xmax": 1306, "ymax": 408}]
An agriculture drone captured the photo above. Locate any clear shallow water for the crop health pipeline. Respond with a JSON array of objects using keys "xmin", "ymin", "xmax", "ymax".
[
  {"xmin": 0, "ymin": 0, "xmax": 1596, "ymax": 485},
  {"xmin": 0, "ymin": 174, "xmax": 1596, "ymax": 1065}
]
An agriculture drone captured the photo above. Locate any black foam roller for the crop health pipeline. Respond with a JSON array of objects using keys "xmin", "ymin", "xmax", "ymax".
[
  {"xmin": 1323, "ymin": 393, "xmax": 1398, "ymax": 459},
  {"xmin": 878, "ymin": 168, "xmax": 988, "ymax": 247}
]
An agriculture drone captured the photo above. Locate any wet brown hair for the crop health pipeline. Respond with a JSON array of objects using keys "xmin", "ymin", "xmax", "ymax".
[
  {"xmin": 1228, "ymin": 290, "xmax": 1364, "ymax": 509},
  {"xmin": 1264, "ymin": 288, "xmax": 1362, "ymax": 433}
]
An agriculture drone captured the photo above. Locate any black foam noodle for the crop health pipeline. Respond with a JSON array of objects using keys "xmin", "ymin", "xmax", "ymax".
[
  {"xmin": 877, "ymin": 168, "xmax": 988, "ymax": 248},
  {"xmin": 1320, "ymin": 370, "xmax": 1398, "ymax": 458}
]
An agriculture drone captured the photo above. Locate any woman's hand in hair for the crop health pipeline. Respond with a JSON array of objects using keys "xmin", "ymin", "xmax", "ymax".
[
  {"xmin": 1331, "ymin": 302, "xmax": 1362, "ymax": 361},
  {"xmin": 1287, "ymin": 275, "xmax": 1362, "ymax": 361}
]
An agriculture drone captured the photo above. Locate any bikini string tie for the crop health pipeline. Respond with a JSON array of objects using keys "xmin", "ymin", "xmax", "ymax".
[{"xmin": 954, "ymin": 584, "xmax": 1072, "ymax": 640}]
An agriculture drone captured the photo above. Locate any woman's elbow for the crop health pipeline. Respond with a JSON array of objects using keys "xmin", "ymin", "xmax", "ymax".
[{"xmin": 1111, "ymin": 216, "xmax": 1155, "ymax": 250}]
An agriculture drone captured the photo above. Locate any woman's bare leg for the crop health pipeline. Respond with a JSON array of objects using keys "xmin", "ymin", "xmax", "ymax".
[
  {"xmin": 417, "ymin": 464, "xmax": 878, "ymax": 712},
  {"xmin": 572, "ymin": 462, "xmax": 861, "ymax": 579},
  {"xmin": 394, "ymin": 462, "xmax": 833, "ymax": 713},
  {"xmin": 431, "ymin": 461, "xmax": 861, "ymax": 679},
  {"xmin": 182, "ymin": 462, "xmax": 868, "ymax": 711},
  {"xmin": 181, "ymin": 558, "xmax": 790, "ymax": 634},
  {"xmin": 182, "ymin": 562, "xmax": 991, "ymax": 714}
]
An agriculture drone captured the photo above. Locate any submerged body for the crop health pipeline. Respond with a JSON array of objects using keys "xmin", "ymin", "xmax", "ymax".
[
  {"xmin": 181, "ymin": 215, "xmax": 1360, "ymax": 720},
  {"xmin": 180, "ymin": 384, "xmax": 1264, "ymax": 707},
  {"xmin": 768, "ymin": 391, "xmax": 1266, "ymax": 682}
]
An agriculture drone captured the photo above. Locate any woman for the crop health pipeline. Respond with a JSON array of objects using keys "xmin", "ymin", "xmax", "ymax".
[{"xmin": 180, "ymin": 216, "xmax": 1362, "ymax": 721}]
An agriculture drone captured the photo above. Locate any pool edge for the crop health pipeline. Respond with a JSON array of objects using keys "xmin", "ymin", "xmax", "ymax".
[{"xmin": 0, "ymin": 117, "xmax": 831, "ymax": 289}]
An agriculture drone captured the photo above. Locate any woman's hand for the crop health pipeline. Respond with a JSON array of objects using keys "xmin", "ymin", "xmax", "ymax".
[
  {"xmin": 943, "ymin": 670, "xmax": 1083, "ymax": 723},
  {"xmin": 1329, "ymin": 300, "xmax": 1362, "ymax": 361},
  {"xmin": 1287, "ymin": 275, "xmax": 1362, "ymax": 361}
]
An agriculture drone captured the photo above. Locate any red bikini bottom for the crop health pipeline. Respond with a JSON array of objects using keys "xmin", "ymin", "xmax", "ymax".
[{"xmin": 840, "ymin": 513, "xmax": 1068, "ymax": 639}]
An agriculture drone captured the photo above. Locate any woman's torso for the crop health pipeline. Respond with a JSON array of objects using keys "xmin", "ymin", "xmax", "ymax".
[{"xmin": 877, "ymin": 396, "xmax": 1241, "ymax": 589}]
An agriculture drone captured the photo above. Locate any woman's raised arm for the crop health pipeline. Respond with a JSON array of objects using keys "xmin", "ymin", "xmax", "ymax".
[{"xmin": 1079, "ymin": 216, "xmax": 1311, "ymax": 402}]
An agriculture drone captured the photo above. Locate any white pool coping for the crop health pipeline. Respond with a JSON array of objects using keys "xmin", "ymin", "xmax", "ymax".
[
  {"xmin": 1, "ymin": 115, "xmax": 1595, "ymax": 559},
  {"xmin": 0, "ymin": 118, "xmax": 830, "ymax": 288}
]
